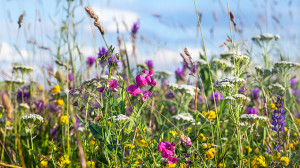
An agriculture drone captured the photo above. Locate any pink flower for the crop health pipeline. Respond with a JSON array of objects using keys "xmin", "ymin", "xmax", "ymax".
[
  {"xmin": 181, "ymin": 136, "xmax": 193, "ymax": 147},
  {"xmin": 97, "ymin": 87, "xmax": 105, "ymax": 93},
  {"xmin": 136, "ymin": 75, "xmax": 147, "ymax": 87},
  {"xmin": 149, "ymin": 80, "xmax": 157, "ymax": 86},
  {"xmin": 109, "ymin": 80, "xmax": 118, "ymax": 89},
  {"xmin": 142, "ymin": 90, "xmax": 151, "ymax": 102},
  {"xmin": 167, "ymin": 157, "xmax": 178, "ymax": 164},
  {"xmin": 142, "ymin": 70, "xmax": 153, "ymax": 77},
  {"xmin": 127, "ymin": 85, "xmax": 141, "ymax": 96}
]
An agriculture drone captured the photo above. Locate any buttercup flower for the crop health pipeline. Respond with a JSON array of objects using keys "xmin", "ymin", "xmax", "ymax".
[{"xmin": 52, "ymin": 85, "xmax": 61, "ymax": 94}]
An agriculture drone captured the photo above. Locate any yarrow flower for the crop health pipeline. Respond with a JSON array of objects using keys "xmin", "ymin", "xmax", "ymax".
[
  {"xmin": 172, "ymin": 113, "xmax": 195, "ymax": 122},
  {"xmin": 22, "ymin": 114, "xmax": 44, "ymax": 125},
  {"xmin": 108, "ymin": 114, "xmax": 130, "ymax": 122}
]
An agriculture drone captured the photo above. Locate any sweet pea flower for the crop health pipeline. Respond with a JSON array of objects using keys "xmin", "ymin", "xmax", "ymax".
[
  {"xmin": 142, "ymin": 90, "xmax": 151, "ymax": 102},
  {"xmin": 145, "ymin": 60, "xmax": 153, "ymax": 70},
  {"xmin": 128, "ymin": 85, "xmax": 141, "ymax": 96},
  {"xmin": 109, "ymin": 80, "xmax": 118, "ymax": 89},
  {"xmin": 136, "ymin": 75, "xmax": 147, "ymax": 87},
  {"xmin": 167, "ymin": 157, "xmax": 178, "ymax": 164}
]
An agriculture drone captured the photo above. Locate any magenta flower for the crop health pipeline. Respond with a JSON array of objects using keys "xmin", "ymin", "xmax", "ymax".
[
  {"xmin": 167, "ymin": 157, "xmax": 178, "ymax": 164},
  {"xmin": 136, "ymin": 75, "xmax": 147, "ymax": 87},
  {"xmin": 68, "ymin": 73, "xmax": 74, "ymax": 82},
  {"xmin": 128, "ymin": 85, "xmax": 141, "ymax": 96},
  {"xmin": 86, "ymin": 56, "xmax": 96, "ymax": 67},
  {"xmin": 131, "ymin": 22, "xmax": 139, "ymax": 34},
  {"xmin": 142, "ymin": 90, "xmax": 151, "ymax": 102},
  {"xmin": 109, "ymin": 80, "xmax": 118, "ymax": 89},
  {"xmin": 97, "ymin": 87, "xmax": 105, "ymax": 93},
  {"xmin": 145, "ymin": 60, "xmax": 153, "ymax": 70}
]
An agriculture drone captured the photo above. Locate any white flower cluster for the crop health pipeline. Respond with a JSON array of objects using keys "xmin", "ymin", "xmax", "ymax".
[
  {"xmin": 230, "ymin": 54, "xmax": 249, "ymax": 65},
  {"xmin": 19, "ymin": 103, "xmax": 30, "ymax": 110},
  {"xmin": 255, "ymin": 66, "xmax": 277, "ymax": 76},
  {"xmin": 155, "ymin": 71, "xmax": 173, "ymax": 77},
  {"xmin": 213, "ymin": 59, "xmax": 232, "ymax": 69},
  {"xmin": 232, "ymin": 94, "xmax": 250, "ymax": 102},
  {"xmin": 224, "ymin": 96, "xmax": 235, "ymax": 101},
  {"xmin": 168, "ymin": 83, "xmax": 198, "ymax": 96},
  {"xmin": 196, "ymin": 59, "xmax": 208, "ymax": 66},
  {"xmin": 240, "ymin": 114, "xmax": 267, "ymax": 122},
  {"xmin": 268, "ymin": 83, "xmax": 285, "ymax": 92},
  {"xmin": 215, "ymin": 77, "xmax": 245, "ymax": 91},
  {"xmin": 22, "ymin": 114, "xmax": 44, "ymax": 125},
  {"xmin": 13, "ymin": 65, "xmax": 34, "ymax": 73},
  {"xmin": 274, "ymin": 61, "xmax": 300, "ymax": 70},
  {"xmin": 252, "ymin": 33, "xmax": 280, "ymax": 41},
  {"xmin": 108, "ymin": 114, "xmax": 130, "ymax": 122},
  {"xmin": 5, "ymin": 79, "xmax": 25, "ymax": 85},
  {"xmin": 172, "ymin": 113, "xmax": 195, "ymax": 122},
  {"xmin": 99, "ymin": 75, "xmax": 123, "ymax": 81}
]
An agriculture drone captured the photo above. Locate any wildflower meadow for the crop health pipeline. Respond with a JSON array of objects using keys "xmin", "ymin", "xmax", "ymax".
[{"xmin": 0, "ymin": 0, "xmax": 299, "ymax": 167}]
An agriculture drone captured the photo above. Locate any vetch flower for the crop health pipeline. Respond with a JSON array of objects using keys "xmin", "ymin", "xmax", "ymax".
[
  {"xmin": 109, "ymin": 80, "xmax": 118, "ymax": 89},
  {"xmin": 271, "ymin": 97, "xmax": 286, "ymax": 132},
  {"xmin": 86, "ymin": 56, "xmax": 96, "ymax": 67},
  {"xmin": 142, "ymin": 90, "xmax": 151, "ymax": 102},
  {"xmin": 136, "ymin": 75, "xmax": 147, "ymax": 87}
]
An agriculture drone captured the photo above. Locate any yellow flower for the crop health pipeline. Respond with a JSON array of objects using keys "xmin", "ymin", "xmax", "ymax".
[
  {"xmin": 280, "ymin": 157, "xmax": 289, "ymax": 166},
  {"xmin": 52, "ymin": 85, "xmax": 61, "ymax": 94},
  {"xmin": 90, "ymin": 139, "xmax": 96, "ymax": 147},
  {"xmin": 87, "ymin": 161, "xmax": 96, "ymax": 168},
  {"xmin": 55, "ymin": 99, "xmax": 64, "ymax": 107},
  {"xmin": 284, "ymin": 127, "xmax": 288, "ymax": 132},
  {"xmin": 58, "ymin": 155, "xmax": 71, "ymax": 167},
  {"xmin": 60, "ymin": 115, "xmax": 69, "ymax": 125},
  {"xmin": 125, "ymin": 144, "xmax": 135, "ymax": 149},
  {"xmin": 205, "ymin": 148, "xmax": 215, "ymax": 160},
  {"xmin": 196, "ymin": 133, "xmax": 206, "ymax": 141},
  {"xmin": 218, "ymin": 162, "xmax": 226, "ymax": 167},
  {"xmin": 244, "ymin": 146, "xmax": 252, "ymax": 154},
  {"xmin": 6, "ymin": 121, "xmax": 12, "ymax": 127},
  {"xmin": 139, "ymin": 140, "xmax": 148, "ymax": 147},
  {"xmin": 38, "ymin": 85, "xmax": 44, "ymax": 91},
  {"xmin": 202, "ymin": 110, "xmax": 217, "ymax": 121},
  {"xmin": 169, "ymin": 130, "xmax": 179, "ymax": 136},
  {"xmin": 295, "ymin": 118, "xmax": 300, "ymax": 124},
  {"xmin": 202, "ymin": 144, "xmax": 208, "ymax": 149},
  {"xmin": 293, "ymin": 132, "xmax": 298, "ymax": 137},
  {"xmin": 133, "ymin": 161, "xmax": 140, "ymax": 167},
  {"xmin": 274, "ymin": 151, "xmax": 281, "ymax": 159},
  {"xmin": 243, "ymin": 158, "xmax": 247, "ymax": 165},
  {"xmin": 270, "ymin": 103, "xmax": 277, "ymax": 110},
  {"xmin": 165, "ymin": 163, "xmax": 176, "ymax": 168},
  {"xmin": 251, "ymin": 155, "xmax": 266, "ymax": 168},
  {"xmin": 40, "ymin": 157, "xmax": 48, "ymax": 167}
]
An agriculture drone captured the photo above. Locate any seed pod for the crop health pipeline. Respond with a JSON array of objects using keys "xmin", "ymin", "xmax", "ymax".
[
  {"xmin": 1, "ymin": 92, "xmax": 14, "ymax": 120},
  {"xmin": 55, "ymin": 71, "xmax": 65, "ymax": 83}
]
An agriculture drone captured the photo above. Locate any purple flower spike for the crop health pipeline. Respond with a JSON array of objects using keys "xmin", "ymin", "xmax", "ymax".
[
  {"xmin": 246, "ymin": 107, "xmax": 258, "ymax": 114},
  {"xmin": 210, "ymin": 92, "xmax": 223, "ymax": 104},
  {"xmin": 252, "ymin": 88, "xmax": 261, "ymax": 100},
  {"xmin": 127, "ymin": 85, "xmax": 141, "ymax": 96},
  {"xmin": 131, "ymin": 22, "xmax": 139, "ymax": 34},
  {"xmin": 109, "ymin": 80, "xmax": 118, "ymax": 89},
  {"xmin": 87, "ymin": 56, "xmax": 96, "ymax": 67}
]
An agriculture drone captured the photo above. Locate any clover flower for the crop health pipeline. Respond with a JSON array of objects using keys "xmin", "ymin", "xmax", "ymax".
[
  {"xmin": 22, "ymin": 114, "xmax": 44, "ymax": 125},
  {"xmin": 172, "ymin": 113, "xmax": 195, "ymax": 122}
]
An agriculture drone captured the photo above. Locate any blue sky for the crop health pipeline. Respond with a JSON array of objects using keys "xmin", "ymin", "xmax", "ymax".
[{"xmin": 0, "ymin": 0, "xmax": 299, "ymax": 81}]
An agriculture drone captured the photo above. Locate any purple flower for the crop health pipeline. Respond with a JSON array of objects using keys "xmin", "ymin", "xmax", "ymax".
[
  {"xmin": 252, "ymin": 88, "xmax": 261, "ymax": 100},
  {"xmin": 167, "ymin": 157, "xmax": 178, "ymax": 164},
  {"xmin": 86, "ymin": 56, "xmax": 96, "ymax": 67},
  {"xmin": 157, "ymin": 141, "xmax": 176, "ymax": 160},
  {"xmin": 145, "ymin": 60, "xmax": 153, "ymax": 70},
  {"xmin": 142, "ymin": 90, "xmax": 151, "ymax": 102},
  {"xmin": 186, "ymin": 160, "xmax": 193, "ymax": 164},
  {"xmin": 69, "ymin": 89, "xmax": 77, "ymax": 95},
  {"xmin": 169, "ymin": 106, "xmax": 176, "ymax": 113},
  {"xmin": 98, "ymin": 47, "xmax": 109, "ymax": 64},
  {"xmin": 291, "ymin": 78, "xmax": 297, "ymax": 87},
  {"xmin": 97, "ymin": 87, "xmax": 105, "ymax": 93},
  {"xmin": 166, "ymin": 90, "xmax": 175, "ymax": 99},
  {"xmin": 266, "ymin": 146, "xmax": 271, "ymax": 154},
  {"xmin": 184, "ymin": 153, "xmax": 190, "ymax": 158},
  {"xmin": 48, "ymin": 104, "xmax": 58, "ymax": 113},
  {"xmin": 136, "ymin": 75, "xmax": 147, "ymax": 87},
  {"xmin": 127, "ymin": 85, "xmax": 141, "ymax": 96},
  {"xmin": 16, "ymin": 86, "xmax": 30, "ymax": 103},
  {"xmin": 109, "ymin": 80, "xmax": 118, "ymax": 89},
  {"xmin": 107, "ymin": 55, "xmax": 118, "ymax": 67},
  {"xmin": 246, "ymin": 107, "xmax": 258, "ymax": 114},
  {"xmin": 36, "ymin": 100, "xmax": 45, "ymax": 113},
  {"xmin": 190, "ymin": 65, "xmax": 199, "ymax": 74},
  {"xmin": 68, "ymin": 73, "xmax": 74, "ymax": 82},
  {"xmin": 271, "ymin": 98, "xmax": 286, "ymax": 132},
  {"xmin": 175, "ymin": 68, "xmax": 185, "ymax": 80},
  {"xmin": 210, "ymin": 92, "xmax": 223, "ymax": 103},
  {"xmin": 131, "ymin": 22, "xmax": 139, "ymax": 34},
  {"xmin": 296, "ymin": 89, "xmax": 300, "ymax": 96}
]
